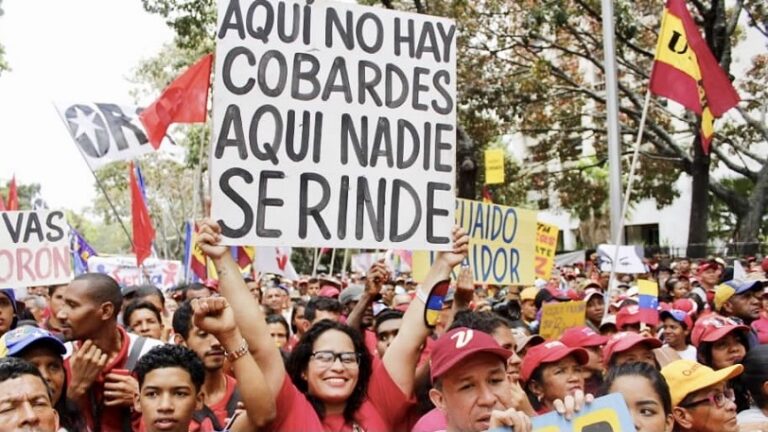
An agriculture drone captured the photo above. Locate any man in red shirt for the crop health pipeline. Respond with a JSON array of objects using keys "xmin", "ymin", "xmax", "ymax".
[
  {"xmin": 173, "ymin": 300, "xmax": 240, "ymax": 431},
  {"xmin": 58, "ymin": 273, "xmax": 163, "ymax": 432}
]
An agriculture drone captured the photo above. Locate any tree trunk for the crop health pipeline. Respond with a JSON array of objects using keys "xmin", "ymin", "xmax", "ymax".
[
  {"xmin": 737, "ymin": 162, "xmax": 768, "ymax": 255},
  {"xmin": 687, "ymin": 135, "xmax": 710, "ymax": 258}
]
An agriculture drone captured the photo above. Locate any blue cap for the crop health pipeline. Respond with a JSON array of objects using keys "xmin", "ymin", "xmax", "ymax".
[
  {"xmin": 0, "ymin": 289, "xmax": 17, "ymax": 314},
  {"xmin": 3, "ymin": 326, "xmax": 66, "ymax": 357},
  {"xmin": 724, "ymin": 279, "xmax": 762, "ymax": 295}
]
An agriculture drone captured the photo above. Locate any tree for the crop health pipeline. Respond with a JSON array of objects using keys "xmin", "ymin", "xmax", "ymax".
[
  {"xmin": 0, "ymin": 0, "xmax": 8, "ymax": 75},
  {"xmin": 0, "ymin": 180, "xmax": 40, "ymax": 211},
  {"xmin": 140, "ymin": 0, "xmax": 768, "ymax": 258}
]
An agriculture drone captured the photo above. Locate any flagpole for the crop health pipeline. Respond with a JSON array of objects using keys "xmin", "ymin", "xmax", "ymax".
[
  {"xmin": 341, "ymin": 248, "xmax": 350, "ymax": 279},
  {"xmin": 329, "ymin": 248, "xmax": 337, "ymax": 276},
  {"xmin": 190, "ymin": 126, "xmax": 209, "ymax": 221},
  {"xmin": 312, "ymin": 248, "xmax": 320, "ymax": 276},
  {"xmin": 601, "ymin": 0, "xmax": 624, "ymax": 245},
  {"xmin": 603, "ymin": 90, "xmax": 653, "ymax": 318}
]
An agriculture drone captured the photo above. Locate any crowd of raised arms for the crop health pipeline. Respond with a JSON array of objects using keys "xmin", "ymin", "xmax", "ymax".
[{"xmin": 1, "ymin": 220, "xmax": 767, "ymax": 432}]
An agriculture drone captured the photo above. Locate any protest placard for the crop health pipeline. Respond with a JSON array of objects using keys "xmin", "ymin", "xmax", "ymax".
[
  {"xmin": 484, "ymin": 148, "xmax": 505, "ymax": 184},
  {"xmin": 0, "ymin": 211, "xmax": 71, "ymax": 288},
  {"xmin": 539, "ymin": 300, "xmax": 586, "ymax": 340},
  {"xmin": 535, "ymin": 222, "xmax": 558, "ymax": 279},
  {"xmin": 412, "ymin": 199, "xmax": 537, "ymax": 285},
  {"xmin": 597, "ymin": 244, "xmax": 647, "ymax": 273},
  {"xmin": 210, "ymin": 0, "xmax": 457, "ymax": 250},
  {"xmin": 88, "ymin": 256, "xmax": 183, "ymax": 291},
  {"xmin": 529, "ymin": 393, "xmax": 636, "ymax": 432},
  {"xmin": 54, "ymin": 102, "xmax": 183, "ymax": 169}
]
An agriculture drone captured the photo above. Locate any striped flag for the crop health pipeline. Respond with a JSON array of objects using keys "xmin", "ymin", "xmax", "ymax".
[{"xmin": 637, "ymin": 279, "xmax": 660, "ymax": 326}]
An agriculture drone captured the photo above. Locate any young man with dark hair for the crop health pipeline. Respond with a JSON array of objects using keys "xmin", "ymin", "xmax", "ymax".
[
  {"xmin": 57, "ymin": 272, "xmax": 164, "ymax": 431},
  {"xmin": 0, "ymin": 288, "xmax": 17, "ymax": 337},
  {"xmin": 125, "ymin": 301, "xmax": 165, "ymax": 340},
  {"xmin": 172, "ymin": 300, "xmax": 239, "ymax": 430},
  {"xmin": 303, "ymin": 295, "xmax": 343, "ymax": 325},
  {"xmin": 136, "ymin": 298, "xmax": 275, "ymax": 431},
  {"xmin": 0, "ymin": 357, "xmax": 60, "ymax": 431},
  {"xmin": 374, "ymin": 309, "xmax": 404, "ymax": 358}
]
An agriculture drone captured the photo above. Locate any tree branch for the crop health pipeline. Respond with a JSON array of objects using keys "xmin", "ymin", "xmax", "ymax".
[{"xmin": 710, "ymin": 145, "xmax": 757, "ymax": 180}]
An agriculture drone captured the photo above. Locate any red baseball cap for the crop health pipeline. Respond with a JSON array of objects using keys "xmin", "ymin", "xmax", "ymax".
[
  {"xmin": 520, "ymin": 341, "xmax": 588, "ymax": 383},
  {"xmin": 690, "ymin": 314, "xmax": 750, "ymax": 348},
  {"xmin": 560, "ymin": 326, "xmax": 609, "ymax": 348},
  {"xmin": 318, "ymin": 285, "xmax": 340, "ymax": 298},
  {"xmin": 660, "ymin": 309, "xmax": 693, "ymax": 329},
  {"xmin": 430, "ymin": 327, "xmax": 512, "ymax": 382},
  {"xmin": 616, "ymin": 305, "xmax": 642, "ymax": 330},
  {"xmin": 697, "ymin": 261, "xmax": 717, "ymax": 275},
  {"xmin": 602, "ymin": 332, "xmax": 662, "ymax": 365},
  {"xmin": 761, "ymin": 257, "xmax": 768, "ymax": 273},
  {"xmin": 672, "ymin": 298, "xmax": 697, "ymax": 315}
]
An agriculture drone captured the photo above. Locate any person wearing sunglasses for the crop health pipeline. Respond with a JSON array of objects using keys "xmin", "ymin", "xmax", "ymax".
[{"xmin": 661, "ymin": 359, "xmax": 742, "ymax": 432}]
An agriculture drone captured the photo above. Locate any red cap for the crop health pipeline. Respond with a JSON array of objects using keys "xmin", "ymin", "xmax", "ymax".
[
  {"xmin": 672, "ymin": 298, "xmax": 697, "ymax": 315},
  {"xmin": 430, "ymin": 327, "xmax": 512, "ymax": 382},
  {"xmin": 690, "ymin": 314, "xmax": 750, "ymax": 348},
  {"xmin": 602, "ymin": 332, "xmax": 662, "ymax": 365},
  {"xmin": 616, "ymin": 305, "xmax": 642, "ymax": 330},
  {"xmin": 318, "ymin": 285, "xmax": 340, "ymax": 298},
  {"xmin": 697, "ymin": 261, "xmax": 717, "ymax": 275},
  {"xmin": 560, "ymin": 326, "xmax": 609, "ymax": 348},
  {"xmin": 762, "ymin": 257, "xmax": 768, "ymax": 273},
  {"xmin": 520, "ymin": 341, "xmax": 588, "ymax": 383}
]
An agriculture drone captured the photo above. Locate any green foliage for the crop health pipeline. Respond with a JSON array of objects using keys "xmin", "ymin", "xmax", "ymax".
[
  {"xmin": 0, "ymin": 181, "xmax": 40, "ymax": 211},
  {"xmin": 0, "ymin": 0, "xmax": 7, "ymax": 76}
]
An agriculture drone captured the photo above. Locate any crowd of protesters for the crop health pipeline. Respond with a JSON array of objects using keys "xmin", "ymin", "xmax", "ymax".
[{"xmin": 0, "ymin": 220, "xmax": 767, "ymax": 431}]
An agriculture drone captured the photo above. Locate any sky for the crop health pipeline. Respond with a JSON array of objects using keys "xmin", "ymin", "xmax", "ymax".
[{"xmin": 0, "ymin": 0, "xmax": 174, "ymax": 212}]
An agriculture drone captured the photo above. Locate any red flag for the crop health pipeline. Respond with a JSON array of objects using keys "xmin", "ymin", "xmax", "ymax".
[
  {"xmin": 0, "ymin": 191, "xmax": 5, "ymax": 211},
  {"xmin": 649, "ymin": 0, "xmax": 739, "ymax": 153},
  {"xmin": 6, "ymin": 176, "xmax": 18, "ymax": 210},
  {"xmin": 139, "ymin": 53, "xmax": 213, "ymax": 149},
  {"xmin": 234, "ymin": 246, "xmax": 255, "ymax": 269},
  {"xmin": 130, "ymin": 162, "xmax": 155, "ymax": 266}
]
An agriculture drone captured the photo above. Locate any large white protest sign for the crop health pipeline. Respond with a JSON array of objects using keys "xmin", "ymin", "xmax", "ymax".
[
  {"xmin": 54, "ymin": 102, "xmax": 184, "ymax": 169},
  {"xmin": 210, "ymin": 0, "xmax": 457, "ymax": 250},
  {"xmin": 598, "ymin": 244, "xmax": 647, "ymax": 274},
  {"xmin": 88, "ymin": 256, "xmax": 183, "ymax": 291},
  {"xmin": 0, "ymin": 211, "xmax": 71, "ymax": 288}
]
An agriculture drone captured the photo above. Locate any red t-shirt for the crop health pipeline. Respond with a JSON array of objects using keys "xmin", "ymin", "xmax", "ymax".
[
  {"xmin": 189, "ymin": 375, "xmax": 239, "ymax": 432},
  {"xmin": 752, "ymin": 313, "xmax": 768, "ymax": 344},
  {"xmin": 64, "ymin": 326, "xmax": 148, "ymax": 432},
  {"xmin": 364, "ymin": 329, "xmax": 378, "ymax": 357},
  {"xmin": 266, "ymin": 361, "xmax": 415, "ymax": 431}
]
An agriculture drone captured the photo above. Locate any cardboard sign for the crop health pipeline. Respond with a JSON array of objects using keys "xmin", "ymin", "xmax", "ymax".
[
  {"xmin": 539, "ymin": 300, "xmax": 586, "ymax": 340},
  {"xmin": 0, "ymin": 211, "xmax": 71, "ymax": 288},
  {"xmin": 484, "ymin": 148, "xmax": 505, "ymax": 184},
  {"xmin": 530, "ymin": 393, "xmax": 636, "ymax": 432},
  {"xmin": 54, "ymin": 102, "xmax": 182, "ymax": 169},
  {"xmin": 88, "ymin": 256, "xmax": 183, "ymax": 291},
  {"xmin": 412, "ymin": 199, "xmax": 537, "ymax": 285},
  {"xmin": 210, "ymin": 0, "xmax": 457, "ymax": 250},
  {"xmin": 597, "ymin": 244, "xmax": 647, "ymax": 274},
  {"xmin": 535, "ymin": 222, "xmax": 559, "ymax": 279}
]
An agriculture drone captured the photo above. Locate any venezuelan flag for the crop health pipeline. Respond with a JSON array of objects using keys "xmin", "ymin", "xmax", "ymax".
[{"xmin": 637, "ymin": 280, "xmax": 660, "ymax": 326}]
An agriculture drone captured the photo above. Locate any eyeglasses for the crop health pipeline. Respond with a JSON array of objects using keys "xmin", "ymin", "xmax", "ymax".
[
  {"xmin": 679, "ymin": 388, "xmax": 735, "ymax": 409},
  {"xmin": 310, "ymin": 351, "xmax": 360, "ymax": 368}
]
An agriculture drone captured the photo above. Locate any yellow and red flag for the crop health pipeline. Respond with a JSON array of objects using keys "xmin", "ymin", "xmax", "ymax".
[{"xmin": 649, "ymin": 0, "xmax": 739, "ymax": 154}]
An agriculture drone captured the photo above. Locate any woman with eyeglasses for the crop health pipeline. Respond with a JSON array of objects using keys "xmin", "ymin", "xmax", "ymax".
[
  {"xmin": 195, "ymin": 219, "xmax": 469, "ymax": 431},
  {"xmin": 661, "ymin": 359, "xmax": 742, "ymax": 432}
]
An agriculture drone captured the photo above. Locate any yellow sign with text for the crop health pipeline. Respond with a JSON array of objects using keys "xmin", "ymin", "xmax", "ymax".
[
  {"xmin": 484, "ymin": 149, "xmax": 505, "ymax": 184},
  {"xmin": 412, "ymin": 199, "xmax": 537, "ymax": 285},
  {"xmin": 535, "ymin": 222, "xmax": 559, "ymax": 279},
  {"xmin": 539, "ymin": 301, "xmax": 586, "ymax": 340}
]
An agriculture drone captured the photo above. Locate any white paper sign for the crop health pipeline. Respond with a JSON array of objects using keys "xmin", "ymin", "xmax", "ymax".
[
  {"xmin": 54, "ymin": 102, "xmax": 181, "ymax": 169},
  {"xmin": 598, "ymin": 245, "xmax": 647, "ymax": 274},
  {"xmin": 210, "ymin": 0, "xmax": 457, "ymax": 250},
  {"xmin": 0, "ymin": 211, "xmax": 72, "ymax": 288},
  {"xmin": 87, "ymin": 256, "xmax": 183, "ymax": 291}
]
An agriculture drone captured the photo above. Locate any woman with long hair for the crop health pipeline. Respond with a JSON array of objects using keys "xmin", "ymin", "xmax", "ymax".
[
  {"xmin": 604, "ymin": 362, "xmax": 674, "ymax": 432},
  {"xmin": 196, "ymin": 219, "xmax": 469, "ymax": 431}
]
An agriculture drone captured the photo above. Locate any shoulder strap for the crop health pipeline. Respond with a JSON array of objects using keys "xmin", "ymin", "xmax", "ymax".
[
  {"xmin": 192, "ymin": 405, "xmax": 224, "ymax": 431},
  {"xmin": 124, "ymin": 335, "xmax": 147, "ymax": 372},
  {"xmin": 225, "ymin": 384, "xmax": 241, "ymax": 416}
]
